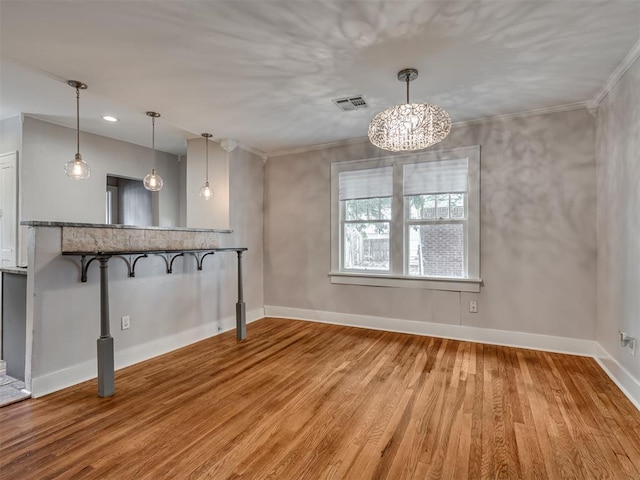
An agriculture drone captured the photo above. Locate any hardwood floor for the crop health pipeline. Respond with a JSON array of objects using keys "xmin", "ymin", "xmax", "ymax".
[{"xmin": 1, "ymin": 318, "xmax": 640, "ymax": 479}]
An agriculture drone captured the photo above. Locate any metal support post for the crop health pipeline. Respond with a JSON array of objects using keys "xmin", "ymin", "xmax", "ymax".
[
  {"xmin": 96, "ymin": 255, "xmax": 114, "ymax": 397},
  {"xmin": 236, "ymin": 250, "xmax": 246, "ymax": 341}
]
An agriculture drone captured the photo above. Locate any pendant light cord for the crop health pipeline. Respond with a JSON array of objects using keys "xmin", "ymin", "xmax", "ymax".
[
  {"xmin": 406, "ymin": 76, "xmax": 410, "ymax": 104},
  {"xmin": 205, "ymin": 136, "xmax": 209, "ymax": 183},
  {"xmin": 76, "ymin": 87, "xmax": 80, "ymax": 156},
  {"xmin": 151, "ymin": 116, "xmax": 156, "ymax": 171}
]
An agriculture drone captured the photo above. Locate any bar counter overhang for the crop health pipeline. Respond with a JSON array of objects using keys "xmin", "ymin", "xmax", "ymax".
[{"xmin": 21, "ymin": 221, "xmax": 248, "ymax": 398}]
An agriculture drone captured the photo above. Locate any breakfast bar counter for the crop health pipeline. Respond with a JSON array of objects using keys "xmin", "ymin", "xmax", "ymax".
[{"xmin": 22, "ymin": 221, "xmax": 248, "ymax": 398}]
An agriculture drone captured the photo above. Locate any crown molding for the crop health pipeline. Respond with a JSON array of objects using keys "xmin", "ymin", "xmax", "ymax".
[
  {"xmin": 452, "ymin": 101, "xmax": 588, "ymax": 128},
  {"xmin": 236, "ymin": 141, "xmax": 268, "ymax": 163},
  {"xmin": 590, "ymin": 37, "xmax": 640, "ymax": 109},
  {"xmin": 267, "ymin": 102, "xmax": 589, "ymax": 158},
  {"xmin": 186, "ymin": 133, "xmax": 267, "ymax": 162},
  {"xmin": 267, "ymin": 136, "xmax": 371, "ymax": 158}
]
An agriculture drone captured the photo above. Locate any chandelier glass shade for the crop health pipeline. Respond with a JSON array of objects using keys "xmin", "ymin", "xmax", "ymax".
[
  {"xmin": 144, "ymin": 111, "xmax": 163, "ymax": 192},
  {"xmin": 65, "ymin": 81, "xmax": 91, "ymax": 180},
  {"xmin": 368, "ymin": 69, "xmax": 451, "ymax": 152}
]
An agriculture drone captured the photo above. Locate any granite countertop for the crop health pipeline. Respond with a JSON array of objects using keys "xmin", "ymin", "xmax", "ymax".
[
  {"xmin": 0, "ymin": 266, "xmax": 27, "ymax": 275},
  {"xmin": 21, "ymin": 221, "xmax": 232, "ymax": 234}
]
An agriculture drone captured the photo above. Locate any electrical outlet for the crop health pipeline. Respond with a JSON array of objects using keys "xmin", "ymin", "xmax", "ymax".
[
  {"xmin": 469, "ymin": 301, "xmax": 478, "ymax": 313},
  {"xmin": 121, "ymin": 315, "xmax": 130, "ymax": 330},
  {"xmin": 620, "ymin": 331, "xmax": 636, "ymax": 356}
]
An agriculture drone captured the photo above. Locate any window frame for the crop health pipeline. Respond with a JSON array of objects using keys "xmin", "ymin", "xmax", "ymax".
[
  {"xmin": 330, "ymin": 146, "xmax": 481, "ymax": 292},
  {"xmin": 339, "ymin": 177, "xmax": 393, "ymax": 274}
]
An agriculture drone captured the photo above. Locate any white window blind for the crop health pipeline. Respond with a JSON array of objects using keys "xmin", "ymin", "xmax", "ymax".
[
  {"xmin": 403, "ymin": 158, "xmax": 469, "ymax": 195},
  {"xmin": 338, "ymin": 166, "xmax": 393, "ymax": 200}
]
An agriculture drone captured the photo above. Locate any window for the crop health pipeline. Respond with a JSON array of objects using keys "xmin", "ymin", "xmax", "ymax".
[
  {"xmin": 339, "ymin": 166, "xmax": 392, "ymax": 271},
  {"xmin": 330, "ymin": 146, "xmax": 480, "ymax": 292}
]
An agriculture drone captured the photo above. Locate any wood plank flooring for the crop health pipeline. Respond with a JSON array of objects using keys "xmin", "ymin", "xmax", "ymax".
[{"xmin": 1, "ymin": 318, "xmax": 640, "ymax": 479}]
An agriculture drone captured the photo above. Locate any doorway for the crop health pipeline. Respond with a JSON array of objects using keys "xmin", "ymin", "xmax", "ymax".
[
  {"xmin": 106, "ymin": 175, "xmax": 152, "ymax": 226},
  {"xmin": 0, "ymin": 152, "xmax": 17, "ymax": 268}
]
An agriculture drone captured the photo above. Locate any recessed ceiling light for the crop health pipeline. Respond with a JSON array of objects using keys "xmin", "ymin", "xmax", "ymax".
[{"xmin": 102, "ymin": 115, "xmax": 119, "ymax": 122}]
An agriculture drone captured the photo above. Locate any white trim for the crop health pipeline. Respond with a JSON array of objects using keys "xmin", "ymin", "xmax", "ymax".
[
  {"xmin": 30, "ymin": 308, "xmax": 264, "ymax": 398},
  {"xmin": 329, "ymin": 272, "xmax": 481, "ymax": 293},
  {"xmin": 452, "ymin": 102, "xmax": 588, "ymax": 128},
  {"xmin": 264, "ymin": 306, "xmax": 597, "ymax": 357},
  {"xmin": 589, "ymin": 37, "xmax": 640, "ymax": 110},
  {"xmin": 594, "ymin": 344, "xmax": 640, "ymax": 412},
  {"xmin": 235, "ymin": 141, "xmax": 268, "ymax": 162},
  {"xmin": 268, "ymin": 137, "xmax": 370, "ymax": 158}
]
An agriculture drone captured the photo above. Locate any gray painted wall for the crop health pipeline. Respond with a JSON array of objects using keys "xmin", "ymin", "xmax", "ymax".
[
  {"xmin": 225, "ymin": 147, "xmax": 264, "ymax": 308},
  {"xmin": 26, "ymin": 147, "xmax": 264, "ymax": 395},
  {"xmin": 18, "ymin": 116, "xmax": 181, "ymax": 265},
  {"xmin": 264, "ymin": 108, "xmax": 597, "ymax": 339},
  {"xmin": 596, "ymin": 55, "xmax": 640, "ymax": 379},
  {"xmin": 0, "ymin": 116, "xmax": 22, "ymax": 154},
  {"xmin": 21, "ymin": 116, "xmax": 180, "ymax": 226},
  {"xmin": 186, "ymin": 138, "xmax": 230, "ymax": 229},
  {"xmin": 178, "ymin": 155, "xmax": 187, "ymax": 227}
]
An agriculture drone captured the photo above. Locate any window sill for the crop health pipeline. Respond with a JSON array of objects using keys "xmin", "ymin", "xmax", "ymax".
[{"xmin": 329, "ymin": 272, "xmax": 482, "ymax": 292}]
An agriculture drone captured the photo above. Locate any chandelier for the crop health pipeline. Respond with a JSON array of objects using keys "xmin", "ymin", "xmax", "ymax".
[{"xmin": 368, "ymin": 68, "xmax": 451, "ymax": 152}]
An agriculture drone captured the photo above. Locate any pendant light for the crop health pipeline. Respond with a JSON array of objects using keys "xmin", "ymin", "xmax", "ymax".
[
  {"xmin": 64, "ymin": 80, "xmax": 91, "ymax": 180},
  {"xmin": 143, "ymin": 111, "xmax": 164, "ymax": 191},
  {"xmin": 199, "ymin": 133, "xmax": 213, "ymax": 200},
  {"xmin": 368, "ymin": 68, "xmax": 452, "ymax": 152}
]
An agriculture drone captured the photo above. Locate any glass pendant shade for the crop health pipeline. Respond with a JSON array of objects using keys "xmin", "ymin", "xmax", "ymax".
[
  {"xmin": 144, "ymin": 111, "xmax": 163, "ymax": 192},
  {"xmin": 368, "ymin": 68, "xmax": 451, "ymax": 152},
  {"xmin": 143, "ymin": 168, "xmax": 163, "ymax": 191},
  {"xmin": 64, "ymin": 153, "xmax": 91, "ymax": 180},
  {"xmin": 66, "ymin": 80, "xmax": 90, "ymax": 179},
  {"xmin": 199, "ymin": 181, "xmax": 213, "ymax": 200}
]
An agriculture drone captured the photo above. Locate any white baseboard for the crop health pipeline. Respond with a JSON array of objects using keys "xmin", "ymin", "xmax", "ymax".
[
  {"xmin": 264, "ymin": 305, "xmax": 598, "ymax": 356},
  {"xmin": 594, "ymin": 344, "xmax": 640, "ymax": 411},
  {"xmin": 30, "ymin": 308, "xmax": 264, "ymax": 398}
]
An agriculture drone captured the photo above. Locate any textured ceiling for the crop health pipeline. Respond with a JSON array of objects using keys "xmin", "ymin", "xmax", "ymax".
[{"xmin": 1, "ymin": 1, "xmax": 639, "ymax": 155}]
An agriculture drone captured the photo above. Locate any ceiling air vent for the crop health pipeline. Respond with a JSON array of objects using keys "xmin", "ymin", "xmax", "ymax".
[{"xmin": 332, "ymin": 95, "xmax": 369, "ymax": 111}]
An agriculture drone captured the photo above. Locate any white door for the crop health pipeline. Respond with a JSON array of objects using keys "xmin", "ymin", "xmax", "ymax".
[{"xmin": 0, "ymin": 152, "xmax": 18, "ymax": 268}]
